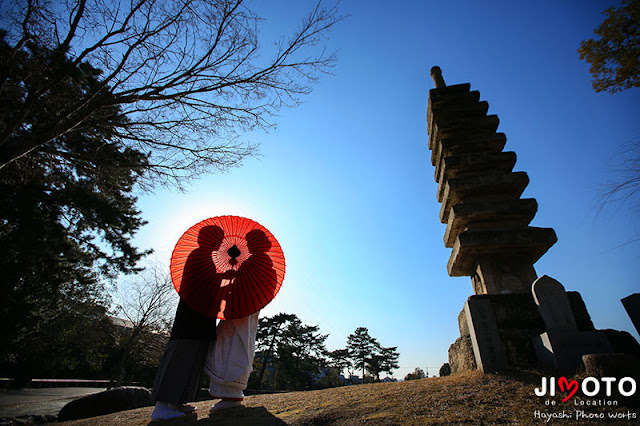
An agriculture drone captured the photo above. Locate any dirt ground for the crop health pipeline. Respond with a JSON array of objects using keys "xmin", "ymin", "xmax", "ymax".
[{"xmin": 60, "ymin": 371, "xmax": 639, "ymax": 425}]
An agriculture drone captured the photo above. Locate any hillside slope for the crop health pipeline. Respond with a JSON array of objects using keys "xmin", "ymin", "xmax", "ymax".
[{"xmin": 62, "ymin": 371, "xmax": 638, "ymax": 425}]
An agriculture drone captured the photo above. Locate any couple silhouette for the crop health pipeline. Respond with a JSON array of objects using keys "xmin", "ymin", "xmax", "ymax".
[
  {"xmin": 179, "ymin": 225, "xmax": 278, "ymax": 320},
  {"xmin": 152, "ymin": 222, "xmax": 281, "ymax": 420}
]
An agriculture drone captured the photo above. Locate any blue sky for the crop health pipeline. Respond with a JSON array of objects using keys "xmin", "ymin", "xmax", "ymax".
[{"xmin": 129, "ymin": 0, "xmax": 640, "ymax": 378}]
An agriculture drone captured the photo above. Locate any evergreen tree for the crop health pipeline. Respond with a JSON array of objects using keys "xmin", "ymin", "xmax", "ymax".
[
  {"xmin": 274, "ymin": 318, "xmax": 328, "ymax": 391},
  {"xmin": 252, "ymin": 313, "xmax": 297, "ymax": 389},
  {"xmin": 404, "ymin": 367, "xmax": 426, "ymax": 381},
  {"xmin": 439, "ymin": 363, "xmax": 451, "ymax": 377},
  {"xmin": 346, "ymin": 327, "xmax": 378, "ymax": 382},
  {"xmin": 252, "ymin": 313, "xmax": 327, "ymax": 391},
  {"xmin": 0, "ymin": 34, "xmax": 149, "ymax": 380},
  {"xmin": 327, "ymin": 348, "xmax": 351, "ymax": 377},
  {"xmin": 346, "ymin": 328, "xmax": 400, "ymax": 382},
  {"xmin": 379, "ymin": 346, "xmax": 400, "ymax": 378}
]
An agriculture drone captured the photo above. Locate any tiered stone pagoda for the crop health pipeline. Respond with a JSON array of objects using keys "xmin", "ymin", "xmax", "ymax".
[
  {"xmin": 427, "ymin": 66, "xmax": 557, "ymax": 295},
  {"xmin": 426, "ymin": 67, "xmax": 617, "ymax": 373}
]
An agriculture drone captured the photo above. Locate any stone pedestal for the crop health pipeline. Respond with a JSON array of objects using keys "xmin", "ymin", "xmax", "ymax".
[
  {"xmin": 533, "ymin": 331, "xmax": 612, "ymax": 372},
  {"xmin": 448, "ymin": 291, "xmax": 596, "ymax": 373}
]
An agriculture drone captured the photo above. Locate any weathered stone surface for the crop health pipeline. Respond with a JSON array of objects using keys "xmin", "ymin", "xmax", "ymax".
[
  {"xmin": 432, "ymin": 115, "xmax": 500, "ymax": 151},
  {"xmin": 429, "ymin": 66, "xmax": 446, "ymax": 88},
  {"xmin": 458, "ymin": 307, "xmax": 469, "ymax": 336},
  {"xmin": 57, "ymin": 386, "xmax": 152, "ymax": 422},
  {"xmin": 533, "ymin": 330, "xmax": 613, "ymax": 372},
  {"xmin": 488, "ymin": 294, "xmax": 543, "ymax": 330},
  {"xmin": 476, "ymin": 292, "xmax": 592, "ymax": 331},
  {"xmin": 444, "ymin": 198, "xmax": 538, "ymax": 248},
  {"xmin": 447, "ymin": 227, "xmax": 557, "ymax": 277},
  {"xmin": 432, "ymin": 133, "xmax": 507, "ymax": 170},
  {"xmin": 531, "ymin": 277, "xmax": 613, "ymax": 372},
  {"xmin": 464, "ymin": 296, "xmax": 506, "ymax": 372},
  {"xmin": 439, "ymin": 150, "xmax": 516, "ymax": 181},
  {"xmin": 459, "ymin": 296, "xmax": 539, "ymax": 369},
  {"xmin": 436, "ymin": 151, "xmax": 517, "ymax": 201},
  {"xmin": 621, "ymin": 293, "xmax": 640, "ymax": 335},
  {"xmin": 567, "ymin": 291, "xmax": 596, "ymax": 331},
  {"xmin": 429, "ymin": 96, "xmax": 487, "ymax": 135},
  {"xmin": 428, "ymin": 88, "xmax": 478, "ymax": 115},
  {"xmin": 430, "ymin": 104, "xmax": 490, "ymax": 146},
  {"xmin": 472, "ymin": 261, "xmax": 537, "ymax": 294},
  {"xmin": 427, "ymin": 84, "xmax": 472, "ymax": 140},
  {"xmin": 428, "ymin": 83, "xmax": 472, "ymax": 103},
  {"xmin": 499, "ymin": 329, "xmax": 540, "ymax": 369},
  {"xmin": 452, "ymin": 292, "xmax": 597, "ymax": 371},
  {"xmin": 532, "ymin": 275, "xmax": 578, "ymax": 332},
  {"xmin": 439, "ymin": 172, "xmax": 529, "ymax": 223},
  {"xmin": 448, "ymin": 335, "xmax": 477, "ymax": 373},
  {"xmin": 602, "ymin": 328, "xmax": 640, "ymax": 356},
  {"xmin": 582, "ymin": 353, "xmax": 640, "ymax": 378}
]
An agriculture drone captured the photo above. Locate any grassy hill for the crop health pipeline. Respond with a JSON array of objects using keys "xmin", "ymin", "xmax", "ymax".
[{"xmin": 62, "ymin": 371, "xmax": 639, "ymax": 425}]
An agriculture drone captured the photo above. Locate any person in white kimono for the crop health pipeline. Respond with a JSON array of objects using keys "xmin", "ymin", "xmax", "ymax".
[
  {"xmin": 204, "ymin": 312, "xmax": 259, "ymax": 413},
  {"xmin": 150, "ymin": 305, "xmax": 259, "ymax": 420}
]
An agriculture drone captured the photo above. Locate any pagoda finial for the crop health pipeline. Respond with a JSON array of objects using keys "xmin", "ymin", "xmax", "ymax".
[{"xmin": 430, "ymin": 66, "xmax": 446, "ymax": 88}]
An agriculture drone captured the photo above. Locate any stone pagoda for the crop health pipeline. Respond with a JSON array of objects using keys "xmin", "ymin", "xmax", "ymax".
[{"xmin": 426, "ymin": 67, "xmax": 616, "ymax": 373}]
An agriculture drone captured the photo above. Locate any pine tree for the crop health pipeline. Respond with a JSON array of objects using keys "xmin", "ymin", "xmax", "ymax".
[
  {"xmin": 0, "ymin": 34, "xmax": 149, "ymax": 381},
  {"xmin": 346, "ymin": 327, "xmax": 378, "ymax": 382}
]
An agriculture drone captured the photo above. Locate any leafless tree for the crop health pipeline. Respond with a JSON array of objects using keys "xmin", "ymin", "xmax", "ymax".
[
  {"xmin": 111, "ymin": 264, "xmax": 177, "ymax": 386},
  {"xmin": 596, "ymin": 137, "xmax": 640, "ymax": 247},
  {"xmin": 0, "ymin": 0, "xmax": 344, "ymax": 187},
  {"xmin": 600, "ymin": 138, "xmax": 640, "ymax": 211}
]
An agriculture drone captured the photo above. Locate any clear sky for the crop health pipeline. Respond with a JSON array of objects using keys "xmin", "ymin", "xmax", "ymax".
[{"xmin": 128, "ymin": 0, "xmax": 640, "ymax": 378}]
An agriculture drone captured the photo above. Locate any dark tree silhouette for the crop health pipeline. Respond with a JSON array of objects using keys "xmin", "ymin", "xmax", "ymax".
[
  {"xmin": 578, "ymin": 1, "xmax": 640, "ymax": 243},
  {"xmin": 404, "ymin": 367, "xmax": 426, "ymax": 381},
  {"xmin": 252, "ymin": 313, "xmax": 327, "ymax": 391},
  {"xmin": 0, "ymin": 37, "xmax": 149, "ymax": 378},
  {"xmin": 578, "ymin": 0, "xmax": 640, "ymax": 93},
  {"xmin": 253, "ymin": 313, "xmax": 297, "ymax": 390},
  {"xmin": 346, "ymin": 327, "xmax": 378, "ymax": 382}
]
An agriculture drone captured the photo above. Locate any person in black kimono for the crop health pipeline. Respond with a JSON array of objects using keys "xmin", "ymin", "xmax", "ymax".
[{"xmin": 150, "ymin": 225, "xmax": 225, "ymax": 421}]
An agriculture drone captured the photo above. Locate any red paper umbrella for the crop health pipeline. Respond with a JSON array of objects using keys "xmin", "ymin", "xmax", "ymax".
[{"xmin": 170, "ymin": 216, "xmax": 285, "ymax": 320}]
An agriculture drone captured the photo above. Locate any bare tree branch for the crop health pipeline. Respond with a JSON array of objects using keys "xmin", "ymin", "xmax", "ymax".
[
  {"xmin": 111, "ymin": 263, "xmax": 177, "ymax": 386},
  {"xmin": 0, "ymin": 0, "xmax": 346, "ymax": 187}
]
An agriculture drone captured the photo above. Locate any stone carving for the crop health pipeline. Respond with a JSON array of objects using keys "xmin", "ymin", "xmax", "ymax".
[{"xmin": 464, "ymin": 296, "xmax": 506, "ymax": 372}]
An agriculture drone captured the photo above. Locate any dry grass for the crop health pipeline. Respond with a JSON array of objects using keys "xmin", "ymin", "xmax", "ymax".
[{"xmin": 61, "ymin": 371, "xmax": 639, "ymax": 425}]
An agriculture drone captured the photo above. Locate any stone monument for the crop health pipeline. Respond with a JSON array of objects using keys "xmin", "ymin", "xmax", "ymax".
[
  {"xmin": 622, "ymin": 293, "xmax": 640, "ymax": 335},
  {"xmin": 426, "ymin": 67, "xmax": 618, "ymax": 373},
  {"xmin": 532, "ymin": 275, "xmax": 612, "ymax": 371}
]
